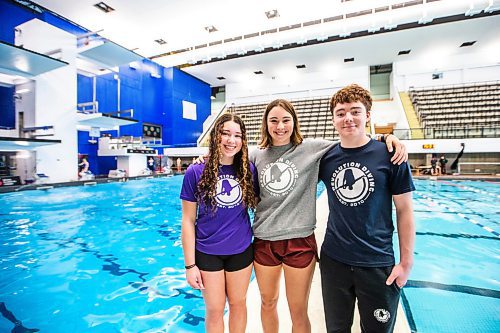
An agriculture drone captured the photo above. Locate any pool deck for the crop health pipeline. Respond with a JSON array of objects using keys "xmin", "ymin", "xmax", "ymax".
[
  {"xmin": 0, "ymin": 173, "xmax": 173, "ymax": 193},
  {"xmin": 225, "ymin": 191, "xmax": 412, "ymax": 333},
  {"xmin": 0, "ymin": 174, "xmax": 498, "ymax": 194}
]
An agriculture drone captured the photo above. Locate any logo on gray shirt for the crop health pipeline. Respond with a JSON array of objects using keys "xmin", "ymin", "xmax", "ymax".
[{"xmin": 260, "ymin": 158, "xmax": 298, "ymax": 196}]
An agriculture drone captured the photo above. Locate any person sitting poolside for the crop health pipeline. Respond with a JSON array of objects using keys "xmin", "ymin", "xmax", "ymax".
[{"xmin": 78, "ymin": 157, "xmax": 90, "ymax": 178}]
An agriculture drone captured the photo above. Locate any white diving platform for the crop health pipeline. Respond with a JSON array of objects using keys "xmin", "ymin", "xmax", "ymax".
[
  {"xmin": 0, "ymin": 136, "xmax": 61, "ymax": 151},
  {"xmin": 0, "ymin": 41, "xmax": 68, "ymax": 78},
  {"xmin": 77, "ymin": 112, "xmax": 138, "ymax": 130},
  {"xmin": 78, "ymin": 39, "xmax": 142, "ymax": 69}
]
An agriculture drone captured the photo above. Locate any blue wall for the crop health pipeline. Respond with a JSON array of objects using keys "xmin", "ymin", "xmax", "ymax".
[
  {"xmin": 167, "ymin": 68, "xmax": 211, "ymax": 146},
  {"xmin": 0, "ymin": 86, "xmax": 15, "ymax": 128},
  {"xmin": 1, "ymin": 0, "xmax": 211, "ymax": 176},
  {"xmin": 76, "ymin": 62, "xmax": 211, "ymax": 148},
  {"xmin": 0, "ymin": 1, "xmax": 87, "ymax": 42}
]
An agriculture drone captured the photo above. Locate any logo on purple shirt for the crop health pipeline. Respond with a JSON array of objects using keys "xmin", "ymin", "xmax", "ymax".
[{"xmin": 215, "ymin": 175, "xmax": 242, "ymax": 208}]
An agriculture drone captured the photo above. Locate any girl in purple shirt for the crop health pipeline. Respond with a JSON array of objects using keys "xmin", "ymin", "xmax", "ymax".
[{"xmin": 180, "ymin": 113, "xmax": 258, "ymax": 333}]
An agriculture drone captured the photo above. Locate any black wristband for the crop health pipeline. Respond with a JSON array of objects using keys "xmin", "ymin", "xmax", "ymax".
[{"xmin": 185, "ymin": 263, "xmax": 196, "ymax": 270}]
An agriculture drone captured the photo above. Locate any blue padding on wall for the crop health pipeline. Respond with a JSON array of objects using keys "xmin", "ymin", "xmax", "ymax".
[
  {"xmin": 77, "ymin": 74, "xmax": 93, "ymax": 105},
  {"xmin": 165, "ymin": 67, "xmax": 211, "ymax": 147},
  {"xmin": 0, "ymin": 86, "xmax": 15, "ymax": 128},
  {"xmin": 0, "ymin": 1, "xmax": 38, "ymax": 43}
]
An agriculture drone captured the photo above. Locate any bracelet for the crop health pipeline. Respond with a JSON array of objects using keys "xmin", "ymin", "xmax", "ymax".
[{"xmin": 185, "ymin": 263, "xmax": 196, "ymax": 270}]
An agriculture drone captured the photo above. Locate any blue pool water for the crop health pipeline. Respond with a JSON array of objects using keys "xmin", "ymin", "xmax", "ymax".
[
  {"xmin": 0, "ymin": 177, "xmax": 498, "ymax": 332},
  {"xmin": 397, "ymin": 179, "xmax": 500, "ymax": 333},
  {"xmin": 0, "ymin": 176, "xmax": 204, "ymax": 333}
]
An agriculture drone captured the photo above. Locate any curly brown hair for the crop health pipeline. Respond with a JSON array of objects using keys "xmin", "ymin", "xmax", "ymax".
[
  {"xmin": 197, "ymin": 113, "xmax": 257, "ymax": 211},
  {"xmin": 330, "ymin": 84, "xmax": 372, "ymax": 114},
  {"xmin": 259, "ymin": 99, "xmax": 304, "ymax": 148}
]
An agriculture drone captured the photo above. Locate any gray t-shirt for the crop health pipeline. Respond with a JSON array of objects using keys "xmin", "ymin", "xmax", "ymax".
[{"xmin": 250, "ymin": 138, "xmax": 337, "ymax": 241}]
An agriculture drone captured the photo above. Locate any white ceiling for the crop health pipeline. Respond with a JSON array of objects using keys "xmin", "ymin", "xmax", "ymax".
[{"xmin": 30, "ymin": 0, "xmax": 500, "ymax": 86}]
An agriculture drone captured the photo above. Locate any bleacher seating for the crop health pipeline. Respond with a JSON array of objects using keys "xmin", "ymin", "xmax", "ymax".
[
  {"xmin": 228, "ymin": 97, "xmax": 337, "ymax": 145},
  {"xmin": 409, "ymin": 82, "xmax": 500, "ymax": 138}
]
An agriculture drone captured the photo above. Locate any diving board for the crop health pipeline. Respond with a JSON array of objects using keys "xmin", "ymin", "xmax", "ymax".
[
  {"xmin": 77, "ymin": 113, "xmax": 138, "ymax": 130},
  {"xmin": 0, "ymin": 41, "xmax": 68, "ymax": 78},
  {"xmin": 78, "ymin": 40, "xmax": 143, "ymax": 69},
  {"xmin": 0, "ymin": 137, "xmax": 61, "ymax": 151}
]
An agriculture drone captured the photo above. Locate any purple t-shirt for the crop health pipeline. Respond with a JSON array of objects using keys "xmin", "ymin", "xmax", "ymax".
[{"xmin": 180, "ymin": 163, "xmax": 258, "ymax": 255}]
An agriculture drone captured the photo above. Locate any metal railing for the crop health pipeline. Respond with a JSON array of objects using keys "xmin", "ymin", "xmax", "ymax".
[
  {"xmin": 393, "ymin": 126, "xmax": 500, "ymax": 139},
  {"xmin": 197, "ymin": 104, "xmax": 227, "ymax": 147}
]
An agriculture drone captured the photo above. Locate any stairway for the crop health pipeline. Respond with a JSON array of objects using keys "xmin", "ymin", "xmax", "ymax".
[{"xmin": 399, "ymin": 92, "xmax": 424, "ymax": 139}]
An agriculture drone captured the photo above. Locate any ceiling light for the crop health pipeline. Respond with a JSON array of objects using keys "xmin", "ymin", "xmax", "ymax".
[
  {"xmin": 384, "ymin": 22, "xmax": 397, "ymax": 30},
  {"xmin": 296, "ymin": 64, "xmax": 306, "ymax": 69},
  {"xmin": 398, "ymin": 49, "xmax": 411, "ymax": 55},
  {"xmin": 15, "ymin": 88, "xmax": 30, "ymax": 94},
  {"xmin": 432, "ymin": 73, "xmax": 443, "ymax": 80},
  {"xmin": 344, "ymin": 58, "xmax": 354, "ymax": 63},
  {"xmin": 154, "ymin": 39, "xmax": 167, "ymax": 45},
  {"xmin": 272, "ymin": 42, "xmax": 283, "ymax": 49},
  {"xmin": 297, "ymin": 38, "xmax": 308, "ymax": 45},
  {"xmin": 205, "ymin": 25, "xmax": 217, "ymax": 33},
  {"xmin": 265, "ymin": 9, "xmax": 279, "ymax": 19},
  {"xmin": 94, "ymin": 2, "xmax": 114, "ymax": 13},
  {"xmin": 418, "ymin": 15, "xmax": 433, "ymax": 24},
  {"xmin": 460, "ymin": 41, "xmax": 476, "ymax": 47},
  {"xmin": 254, "ymin": 71, "xmax": 264, "ymax": 75},
  {"xmin": 485, "ymin": 3, "xmax": 500, "ymax": 13},
  {"xmin": 465, "ymin": 5, "xmax": 482, "ymax": 16},
  {"xmin": 316, "ymin": 35, "xmax": 328, "ymax": 42}
]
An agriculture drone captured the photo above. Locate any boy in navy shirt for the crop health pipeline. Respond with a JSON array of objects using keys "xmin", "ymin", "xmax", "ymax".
[{"xmin": 319, "ymin": 84, "xmax": 415, "ymax": 333}]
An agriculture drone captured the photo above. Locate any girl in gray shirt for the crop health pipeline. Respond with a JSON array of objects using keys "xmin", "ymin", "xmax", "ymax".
[{"xmin": 250, "ymin": 99, "xmax": 406, "ymax": 333}]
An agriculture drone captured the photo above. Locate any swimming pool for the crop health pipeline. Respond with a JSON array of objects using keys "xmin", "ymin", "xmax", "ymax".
[
  {"xmin": 398, "ymin": 179, "xmax": 500, "ymax": 333},
  {"xmin": 0, "ymin": 177, "xmax": 498, "ymax": 332},
  {"xmin": 0, "ymin": 176, "xmax": 204, "ymax": 333}
]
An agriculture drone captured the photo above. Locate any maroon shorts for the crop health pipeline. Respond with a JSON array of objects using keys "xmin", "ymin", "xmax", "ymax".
[{"xmin": 253, "ymin": 233, "xmax": 318, "ymax": 268}]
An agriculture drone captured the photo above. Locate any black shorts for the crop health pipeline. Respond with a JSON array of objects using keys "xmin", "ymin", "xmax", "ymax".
[{"xmin": 195, "ymin": 245, "xmax": 253, "ymax": 272}]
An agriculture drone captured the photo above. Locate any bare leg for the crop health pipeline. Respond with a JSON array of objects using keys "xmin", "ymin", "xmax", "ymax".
[
  {"xmin": 283, "ymin": 259, "xmax": 316, "ymax": 333},
  {"xmin": 254, "ymin": 262, "xmax": 282, "ymax": 333},
  {"xmin": 225, "ymin": 264, "xmax": 253, "ymax": 333},
  {"xmin": 200, "ymin": 270, "xmax": 226, "ymax": 333}
]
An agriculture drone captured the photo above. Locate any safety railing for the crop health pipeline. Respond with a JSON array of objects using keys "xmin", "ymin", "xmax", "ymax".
[{"xmin": 393, "ymin": 126, "xmax": 500, "ymax": 139}]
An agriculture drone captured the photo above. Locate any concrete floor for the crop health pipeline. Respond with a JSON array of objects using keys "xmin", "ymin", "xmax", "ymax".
[{"xmin": 225, "ymin": 192, "xmax": 411, "ymax": 333}]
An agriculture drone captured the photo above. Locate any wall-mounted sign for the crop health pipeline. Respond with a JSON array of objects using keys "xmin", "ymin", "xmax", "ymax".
[{"xmin": 422, "ymin": 144, "xmax": 435, "ymax": 149}]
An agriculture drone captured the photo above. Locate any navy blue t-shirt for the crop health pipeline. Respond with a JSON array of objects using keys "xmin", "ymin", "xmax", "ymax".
[{"xmin": 319, "ymin": 139, "xmax": 415, "ymax": 267}]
